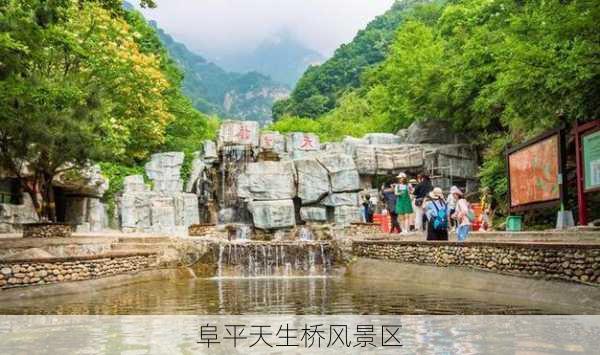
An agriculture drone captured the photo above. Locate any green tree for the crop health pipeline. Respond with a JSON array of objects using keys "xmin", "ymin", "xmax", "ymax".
[{"xmin": 0, "ymin": 0, "xmax": 173, "ymax": 220}]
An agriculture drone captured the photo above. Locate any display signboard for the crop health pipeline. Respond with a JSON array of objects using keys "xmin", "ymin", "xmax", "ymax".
[
  {"xmin": 583, "ymin": 130, "xmax": 600, "ymax": 192},
  {"xmin": 507, "ymin": 133, "xmax": 561, "ymax": 209}
]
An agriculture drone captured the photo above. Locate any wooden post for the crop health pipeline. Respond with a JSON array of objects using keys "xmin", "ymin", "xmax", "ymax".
[{"xmin": 574, "ymin": 120, "xmax": 587, "ymax": 226}]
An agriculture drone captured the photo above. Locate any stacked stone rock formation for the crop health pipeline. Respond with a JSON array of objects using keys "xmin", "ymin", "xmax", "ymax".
[{"xmin": 120, "ymin": 153, "xmax": 199, "ymax": 235}]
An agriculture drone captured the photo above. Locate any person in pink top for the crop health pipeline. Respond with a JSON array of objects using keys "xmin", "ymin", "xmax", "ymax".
[{"xmin": 450, "ymin": 186, "xmax": 472, "ymax": 242}]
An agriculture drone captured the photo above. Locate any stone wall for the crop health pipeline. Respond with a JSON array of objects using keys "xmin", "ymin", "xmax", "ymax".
[
  {"xmin": 0, "ymin": 253, "xmax": 157, "ymax": 289},
  {"xmin": 23, "ymin": 223, "xmax": 73, "ymax": 238},
  {"xmin": 353, "ymin": 241, "xmax": 600, "ymax": 285}
]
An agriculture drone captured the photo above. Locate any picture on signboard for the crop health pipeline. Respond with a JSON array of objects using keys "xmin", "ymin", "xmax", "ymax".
[
  {"xmin": 508, "ymin": 134, "xmax": 560, "ymax": 207},
  {"xmin": 583, "ymin": 130, "xmax": 600, "ymax": 191}
]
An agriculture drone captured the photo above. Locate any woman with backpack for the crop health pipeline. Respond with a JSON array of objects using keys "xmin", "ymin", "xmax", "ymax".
[
  {"xmin": 451, "ymin": 186, "xmax": 472, "ymax": 242},
  {"xmin": 424, "ymin": 187, "xmax": 449, "ymax": 241}
]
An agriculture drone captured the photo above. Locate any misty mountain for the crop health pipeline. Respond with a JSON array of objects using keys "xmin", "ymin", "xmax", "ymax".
[
  {"xmin": 151, "ymin": 22, "xmax": 290, "ymax": 125},
  {"xmin": 215, "ymin": 30, "xmax": 325, "ymax": 87}
]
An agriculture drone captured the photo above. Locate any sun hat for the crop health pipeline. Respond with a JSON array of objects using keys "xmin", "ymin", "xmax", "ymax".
[
  {"xmin": 429, "ymin": 187, "xmax": 444, "ymax": 199},
  {"xmin": 409, "ymin": 178, "xmax": 418, "ymax": 184},
  {"xmin": 450, "ymin": 186, "xmax": 463, "ymax": 196},
  {"xmin": 396, "ymin": 172, "xmax": 407, "ymax": 179}
]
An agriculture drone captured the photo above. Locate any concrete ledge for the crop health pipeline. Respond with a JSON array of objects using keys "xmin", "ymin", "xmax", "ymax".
[{"xmin": 355, "ymin": 239, "xmax": 600, "ymax": 249}]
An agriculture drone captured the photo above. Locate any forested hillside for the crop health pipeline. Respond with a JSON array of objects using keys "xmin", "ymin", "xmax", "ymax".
[
  {"xmin": 269, "ymin": 0, "xmax": 599, "ymax": 211},
  {"xmin": 272, "ymin": 0, "xmax": 433, "ymax": 119},
  {"xmin": 153, "ymin": 24, "xmax": 290, "ymax": 125}
]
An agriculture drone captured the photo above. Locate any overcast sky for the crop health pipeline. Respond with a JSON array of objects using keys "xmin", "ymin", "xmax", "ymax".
[{"xmin": 135, "ymin": 0, "xmax": 396, "ymax": 58}]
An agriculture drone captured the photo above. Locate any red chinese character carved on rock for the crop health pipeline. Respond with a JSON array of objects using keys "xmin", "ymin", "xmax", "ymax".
[
  {"xmin": 300, "ymin": 135, "xmax": 314, "ymax": 149},
  {"xmin": 236, "ymin": 125, "xmax": 251, "ymax": 140}
]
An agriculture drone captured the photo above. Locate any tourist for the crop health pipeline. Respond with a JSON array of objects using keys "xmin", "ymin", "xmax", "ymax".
[
  {"xmin": 450, "ymin": 186, "xmax": 472, "ymax": 242},
  {"xmin": 424, "ymin": 187, "xmax": 449, "ymax": 241},
  {"xmin": 447, "ymin": 186, "xmax": 458, "ymax": 231},
  {"xmin": 394, "ymin": 173, "xmax": 414, "ymax": 235},
  {"xmin": 382, "ymin": 182, "xmax": 401, "ymax": 233},
  {"xmin": 413, "ymin": 174, "xmax": 433, "ymax": 232},
  {"xmin": 362, "ymin": 194, "xmax": 374, "ymax": 223},
  {"xmin": 408, "ymin": 178, "xmax": 418, "ymax": 231}
]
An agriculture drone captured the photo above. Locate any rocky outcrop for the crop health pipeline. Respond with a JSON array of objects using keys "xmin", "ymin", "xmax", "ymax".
[
  {"xmin": 317, "ymin": 154, "xmax": 360, "ymax": 192},
  {"xmin": 218, "ymin": 120, "xmax": 260, "ymax": 148},
  {"xmin": 287, "ymin": 132, "xmax": 320, "ymax": 159},
  {"xmin": 237, "ymin": 161, "xmax": 296, "ymax": 201},
  {"xmin": 120, "ymin": 153, "xmax": 199, "ymax": 235},
  {"xmin": 300, "ymin": 207, "xmax": 328, "ymax": 222},
  {"xmin": 294, "ymin": 159, "xmax": 330, "ymax": 204},
  {"xmin": 248, "ymin": 199, "xmax": 296, "ymax": 230},
  {"xmin": 145, "ymin": 152, "xmax": 184, "ymax": 194}
]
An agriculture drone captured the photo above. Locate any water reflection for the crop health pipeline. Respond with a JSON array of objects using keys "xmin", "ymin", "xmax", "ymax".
[{"xmin": 0, "ymin": 275, "xmax": 573, "ymax": 315}]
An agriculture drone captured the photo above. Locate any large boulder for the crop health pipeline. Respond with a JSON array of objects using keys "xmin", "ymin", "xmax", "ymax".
[
  {"xmin": 423, "ymin": 144, "xmax": 478, "ymax": 179},
  {"xmin": 150, "ymin": 196, "xmax": 176, "ymax": 228},
  {"xmin": 145, "ymin": 152, "xmax": 184, "ymax": 194},
  {"xmin": 174, "ymin": 193, "xmax": 200, "ymax": 226},
  {"xmin": 353, "ymin": 145, "xmax": 377, "ymax": 175},
  {"xmin": 237, "ymin": 161, "xmax": 296, "ymax": 201},
  {"xmin": 120, "ymin": 192, "xmax": 155, "ymax": 230},
  {"xmin": 403, "ymin": 119, "xmax": 468, "ymax": 144},
  {"xmin": 317, "ymin": 154, "xmax": 360, "ymax": 192},
  {"xmin": 54, "ymin": 164, "xmax": 109, "ymax": 197},
  {"xmin": 248, "ymin": 199, "xmax": 296, "ymax": 230},
  {"xmin": 342, "ymin": 136, "xmax": 369, "ymax": 157},
  {"xmin": 259, "ymin": 131, "xmax": 286, "ymax": 154},
  {"xmin": 363, "ymin": 133, "xmax": 402, "ymax": 145},
  {"xmin": 218, "ymin": 120, "xmax": 260, "ymax": 148},
  {"xmin": 294, "ymin": 159, "xmax": 330, "ymax": 204},
  {"xmin": 287, "ymin": 132, "xmax": 320, "ymax": 159},
  {"xmin": 300, "ymin": 206, "xmax": 328, "ymax": 222},
  {"xmin": 202, "ymin": 140, "xmax": 218, "ymax": 160},
  {"xmin": 334, "ymin": 206, "xmax": 362, "ymax": 226},
  {"xmin": 374, "ymin": 145, "xmax": 424, "ymax": 174},
  {"xmin": 320, "ymin": 192, "xmax": 359, "ymax": 207},
  {"xmin": 123, "ymin": 175, "xmax": 147, "ymax": 194}
]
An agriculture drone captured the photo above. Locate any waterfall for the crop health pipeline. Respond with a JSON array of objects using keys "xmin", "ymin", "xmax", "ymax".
[
  {"xmin": 209, "ymin": 241, "xmax": 333, "ymax": 278},
  {"xmin": 298, "ymin": 227, "xmax": 314, "ymax": 241},
  {"xmin": 217, "ymin": 243, "xmax": 224, "ymax": 278}
]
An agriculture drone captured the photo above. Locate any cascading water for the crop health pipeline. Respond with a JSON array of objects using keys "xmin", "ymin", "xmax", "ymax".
[
  {"xmin": 211, "ymin": 242, "xmax": 333, "ymax": 278},
  {"xmin": 298, "ymin": 227, "xmax": 314, "ymax": 241}
]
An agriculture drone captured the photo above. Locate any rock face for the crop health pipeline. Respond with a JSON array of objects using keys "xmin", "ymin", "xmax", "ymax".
[
  {"xmin": 248, "ymin": 199, "xmax": 296, "ymax": 229},
  {"xmin": 237, "ymin": 161, "xmax": 296, "ymax": 201},
  {"xmin": 54, "ymin": 164, "xmax": 109, "ymax": 197},
  {"xmin": 218, "ymin": 120, "xmax": 260, "ymax": 148},
  {"xmin": 334, "ymin": 206, "xmax": 362, "ymax": 226},
  {"xmin": 120, "ymin": 152, "xmax": 199, "ymax": 235},
  {"xmin": 317, "ymin": 154, "xmax": 360, "ymax": 192},
  {"xmin": 300, "ymin": 207, "xmax": 328, "ymax": 222},
  {"xmin": 294, "ymin": 159, "xmax": 330, "ymax": 204},
  {"xmin": 0, "ymin": 194, "xmax": 38, "ymax": 233},
  {"xmin": 363, "ymin": 133, "xmax": 402, "ymax": 145},
  {"xmin": 145, "ymin": 152, "xmax": 184, "ymax": 194},
  {"xmin": 123, "ymin": 175, "xmax": 147, "ymax": 194},
  {"xmin": 321, "ymin": 192, "xmax": 359, "ymax": 207},
  {"xmin": 403, "ymin": 119, "xmax": 468, "ymax": 144},
  {"xmin": 259, "ymin": 131, "xmax": 286, "ymax": 155},
  {"xmin": 287, "ymin": 132, "xmax": 320, "ymax": 159}
]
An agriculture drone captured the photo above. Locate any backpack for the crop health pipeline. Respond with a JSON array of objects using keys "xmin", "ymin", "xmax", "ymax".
[
  {"xmin": 432, "ymin": 201, "xmax": 448, "ymax": 231},
  {"xmin": 459, "ymin": 198, "xmax": 476, "ymax": 222}
]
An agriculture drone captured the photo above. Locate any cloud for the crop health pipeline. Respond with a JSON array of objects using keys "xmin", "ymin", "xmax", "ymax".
[{"xmin": 135, "ymin": 0, "xmax": 395, "ymax": 57}]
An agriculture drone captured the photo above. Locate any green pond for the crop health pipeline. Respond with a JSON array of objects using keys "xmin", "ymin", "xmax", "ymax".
[{"xmin": 0, "ymin": 270, "xmax": 589, "ymax": 315}]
